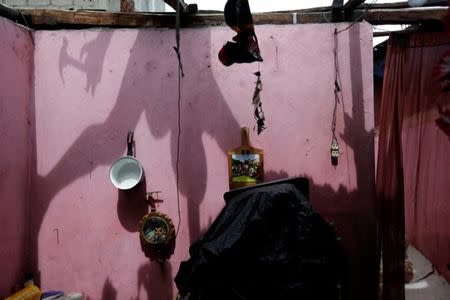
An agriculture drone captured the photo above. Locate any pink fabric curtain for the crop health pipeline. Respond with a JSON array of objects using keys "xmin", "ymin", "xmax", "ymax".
[
  {"xmin": 401, "ymin": 32, "xmax": 450, "ymax": 283},
  {"xmin": 377, "ymin": 31, "xmax": 450, "ymax": 300}
]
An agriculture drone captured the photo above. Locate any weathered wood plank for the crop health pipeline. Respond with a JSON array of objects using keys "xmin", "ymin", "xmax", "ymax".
[
  {"xmin": 16, "ymin": 6, "xmax": 449, "ymax": 29},
  {"xmin": 359, "ymin": 0, "xmax": 448, "ymax": 10},
  {"xmin": 21, "ymin": 10, "xmax": 176, "ymax": 28},
  {"xmin": 20, "ymin": 9, "xmax": 333, "ymax": 28},
  {"xmin": 426, "ymin": 0, "xmax": 448, "ymax": 6},
  {"xmin": 361, "ymin": 7, "xmax": 448, "ymax": 24},
  {"xmin": 270, "ymin": 1, "xmax": 448, "ymax": 14}
]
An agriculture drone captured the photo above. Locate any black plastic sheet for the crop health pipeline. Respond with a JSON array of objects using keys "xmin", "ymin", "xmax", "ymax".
[{"xmin": 175, "ymin": 182, "xmax": 346, "ymax": 300}]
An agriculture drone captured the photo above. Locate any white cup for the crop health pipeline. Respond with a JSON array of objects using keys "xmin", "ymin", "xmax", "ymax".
[{"xmin": 109, "ymin": 131, "xmax": 144, "ymax": 190}]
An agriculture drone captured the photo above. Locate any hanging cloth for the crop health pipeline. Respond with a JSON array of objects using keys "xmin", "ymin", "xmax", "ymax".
[
  {"xmin": 219, "ymin": 0, "xmax": 263, "ymax": 66},
  {"xmin": 376, "ymin": 31, "xmax": 450, "ymax": 300}
]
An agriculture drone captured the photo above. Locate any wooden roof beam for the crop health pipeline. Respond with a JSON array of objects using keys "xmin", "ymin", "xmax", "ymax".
[
  {"xmin": 426, "ymin": 0, "xmax": 449, "ymax": 6},
  {"xmin": 270, "ymin": 1, "xmax": 448, "ymax": 14},
  {"xmin": 359, "ymin": 7, "xmax": 448, "ymax": 24},
  {"xmin": 344, "ymin": 0, "xmax": 366, "ymax": 20},
  {"xmin": 359, "ymin": 0, "xmax": 448, "ymax": 9},
  {"xmin": 344, "ymin": 0, "xmax": 366, "ymax": 11},
  {"xmin": 14, "ymin": 6, "xmax": 449, "ymax": 29},
  {"xmin": 163, "ymin": 0, "xmax": 198, "ymax": 14},
  {"xmin": 332, "ymin": 0, "xmax": 344, "ymax": 21}
]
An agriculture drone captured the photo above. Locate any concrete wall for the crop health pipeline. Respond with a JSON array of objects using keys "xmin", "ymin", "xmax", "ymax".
[
  {"xmin": 0, "ymin": 18, "xmax": 34, "ymax": 297},
  {"xmin": 31, "ymin": 23, "xmax": 375, "ymax": 299}
]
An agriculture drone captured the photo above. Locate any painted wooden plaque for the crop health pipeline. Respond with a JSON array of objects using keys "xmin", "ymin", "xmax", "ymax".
[{"xmin": 228, "ymin": 127, "xmax": 264, "ymax": 190}]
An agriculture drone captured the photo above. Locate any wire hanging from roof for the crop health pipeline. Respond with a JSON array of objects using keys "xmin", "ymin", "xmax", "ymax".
[
  {"xmin": 329, "ymin": 0, "xmax": 379, "ymax": 166},
  {"xmin": 174, "ymin": 0, "xmax": 183, "ymax": 237},
  {"xmin": 331, "ymin": 28, "xmax": 341, "ymax": 166},
  {"xmin": 335, "ymin": 0, "xmax": 379, "ymax": 34}
]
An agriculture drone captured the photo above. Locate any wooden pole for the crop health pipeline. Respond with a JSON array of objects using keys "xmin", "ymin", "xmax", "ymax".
[
  {"xmin": 164, "ymin": 0, "xmax": 198, "ymax": 14},
  {"xmin": 344, "ymin": 0, "xmax": 366, "ymax": 11},
  {"xmin": 332, "ymin": 0, "xmax": 344, "ymax": 21},
  {"xmin": 344, "ymin": 0, "xmax": 366, "ymax": 20}
]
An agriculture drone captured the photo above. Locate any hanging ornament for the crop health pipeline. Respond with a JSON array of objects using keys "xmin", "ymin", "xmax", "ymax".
[
  {"xmin": 252, "ymin": 71, "xmax": 266, "ymax": 135},
  {"xmin": 139, "ymin": 192, "xmax": 176, "ymax": 261},
  {"xmin": 219, "ymin": 0, "xmax": 263, "ymax": 66},
  {"xmin": 331, "ymin": 28, "xmax": 341, "ymax": 167},
  {"xmin": 331, "ymin": 136, "xmax": 340, "ymax": 166}
]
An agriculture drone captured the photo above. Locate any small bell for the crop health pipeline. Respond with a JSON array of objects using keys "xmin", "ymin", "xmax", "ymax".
[{"xmin": 331, "ymin": 137, "xmax": 339, "ymax": 166}]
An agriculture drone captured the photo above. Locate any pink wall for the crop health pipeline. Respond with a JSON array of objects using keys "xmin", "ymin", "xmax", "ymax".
[
  {"xmin": 31, "ymin": 23, "xmax": 375, "ymax": 299},
  {"xmin": 0, "ymin": 18, "xmax": 34, "ymax": 297}
]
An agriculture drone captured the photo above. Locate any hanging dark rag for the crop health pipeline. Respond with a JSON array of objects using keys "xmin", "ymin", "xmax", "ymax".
[
  {"xmin": 175, "ymin": 183, "xmax": 346, "ymax": 300},
  {"xmin": 219, "ymin": 0, "xmax": 263, "ymax": 66}
]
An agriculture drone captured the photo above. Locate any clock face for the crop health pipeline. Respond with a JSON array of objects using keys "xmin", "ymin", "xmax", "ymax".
[{"xmin": 142, "ymin": 216, "xmax": 170, "ymax": 244}]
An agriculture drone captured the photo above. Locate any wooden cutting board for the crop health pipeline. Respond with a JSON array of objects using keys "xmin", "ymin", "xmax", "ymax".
[{"xmin": 227, "ymin": 127, "xmax": 264, "ymax": 190}]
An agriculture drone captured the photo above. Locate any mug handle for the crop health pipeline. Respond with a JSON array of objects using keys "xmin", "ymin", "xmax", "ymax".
[{"xmin": 127, "ymin": 130, "xmax": 134, "ymax": 157}]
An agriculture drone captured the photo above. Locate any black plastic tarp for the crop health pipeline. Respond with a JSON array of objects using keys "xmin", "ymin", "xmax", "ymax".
[{"xmin": 175, "ymin": 182, "xmax": 346, "ymax": 300}]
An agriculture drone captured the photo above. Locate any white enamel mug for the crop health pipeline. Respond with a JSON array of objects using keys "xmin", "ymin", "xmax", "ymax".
[{"xmin": 109, "ymin": 131, "xmax": 144, "ymax": 190}]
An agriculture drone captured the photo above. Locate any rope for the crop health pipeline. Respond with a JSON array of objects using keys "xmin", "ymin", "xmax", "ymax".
[
  {"xmin": 174, "ymin": 0, "xmax": 183, "ymax": 237},
  {"xmin": 174, "ymin": 0, "xmax": 184, "ymax": 77},
  {"xmin": 332, "ymin": 28, "xmax": 341, "ymax": 140},
  {"xmin": 330, "ymin": 27, "xmax": 343, "ymax": 166},
  {"xmin": 329, "ymin": 0, "xmax": 379, "ymax": 166}
]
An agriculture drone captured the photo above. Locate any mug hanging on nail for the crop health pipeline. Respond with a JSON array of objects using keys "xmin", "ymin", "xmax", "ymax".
[{"xmin": 109, "ymin": 130, "xmax": 144, "ymax": 190}]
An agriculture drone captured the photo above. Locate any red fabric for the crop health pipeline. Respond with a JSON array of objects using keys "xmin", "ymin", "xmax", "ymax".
[
  {"xmin": 376, "ymin": 34, "xmax": 407, "ymax": 300},
  {"xmin": 377, "ymin": 31, "xmax": 450, "ymax": 300},
  {"xmin": 400, "ymin": 32, "xmax": 450, "ymax": 283}
]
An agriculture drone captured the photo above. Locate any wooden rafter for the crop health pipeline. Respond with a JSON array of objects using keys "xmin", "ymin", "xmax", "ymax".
[
  {"xmin": 344, "ymin": 0, "xmax": 366, "ymax": 20},
  {"xmin": 427, "ymin": 0, "xmax": 449, "ymax": 5},
  {"xmin": 359, "ymin": 0, "xmax": 448, "ymax": 9},
  {"xmin": 271, "ymin": 1, "xmax": 449, "ymax": 14},
  {"xmin": 331, "ymin": 0, "xmax": 344, "ymax": 21},
  {"xmin": 163, "ymin": 0, "xmax": 198, "ymax": 14},
  {"xmin": 358, "ymin": 7, "xmax": 448, "ymax": 24},
  {"xmin": 344, "ymin": 0, "xmax": 366, "ymax": 11},
  {"xmin": 13, "ymin": 6, "xmax": 447, "ymax": 29}
]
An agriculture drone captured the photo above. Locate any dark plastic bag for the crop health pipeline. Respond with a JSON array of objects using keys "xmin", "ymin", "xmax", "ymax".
[{"xmin": 175, "ymin": 183, "xmax": 346, "ymax": 300}]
